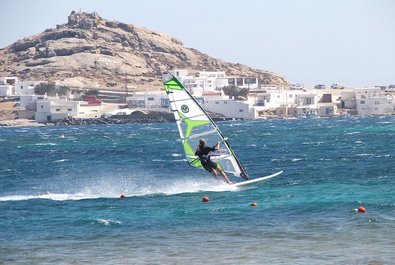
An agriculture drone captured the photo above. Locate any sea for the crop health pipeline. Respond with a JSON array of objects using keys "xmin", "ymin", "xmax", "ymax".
[{"xmin": 0, "ymin": 116, "xmax": 394, "ymax": 265}]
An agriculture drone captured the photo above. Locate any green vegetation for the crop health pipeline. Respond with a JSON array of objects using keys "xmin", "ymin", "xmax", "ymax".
[
  {"xmin": 35, "ymin": 82, "xmax": 70, "ymax": 96},
  {"xmin": 222, "ymin": 85, "xmax": 249, "ymax": 100}
]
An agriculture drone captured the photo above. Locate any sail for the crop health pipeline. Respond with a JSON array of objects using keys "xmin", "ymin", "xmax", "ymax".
[{"xmin": 163, "ymin": 75, "xmax": 249, "ymax": 180}]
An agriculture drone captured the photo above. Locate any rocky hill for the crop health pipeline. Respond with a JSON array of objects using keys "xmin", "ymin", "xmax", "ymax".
[{"xmin": 0, "ymin": 11, "xmax": 288, "ymax": 90}]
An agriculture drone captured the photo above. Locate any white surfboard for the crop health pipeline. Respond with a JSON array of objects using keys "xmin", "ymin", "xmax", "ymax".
[{"xmin": 233, "ymin": 171, "xmax": 283, "ymax": 187}]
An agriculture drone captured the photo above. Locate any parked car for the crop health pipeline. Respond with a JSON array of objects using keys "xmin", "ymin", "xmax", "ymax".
[
  {"xmin": 84, "ymin": 95, "xmax": 102, "ymax": 104},
  {"xmin": 314, "ymin": 84, "xmax": 326, "ymax": 89},
  {"xmin": 291, "ymin": 83, "xmax": 304, "ymax": 90},
  {"xmin": 331, "ymin": 83, "xmax": 345, "ymax": 89}
]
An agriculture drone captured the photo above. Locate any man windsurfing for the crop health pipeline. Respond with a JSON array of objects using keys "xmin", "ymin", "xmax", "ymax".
[{"xmin": 195, "ymin": 139, "xmax": 235, "ymax": 184}]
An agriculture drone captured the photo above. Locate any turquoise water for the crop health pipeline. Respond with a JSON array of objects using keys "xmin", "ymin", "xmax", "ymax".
[{"xmin": 0, "ymin": 116, "xmax": 394, "ymax": 264}]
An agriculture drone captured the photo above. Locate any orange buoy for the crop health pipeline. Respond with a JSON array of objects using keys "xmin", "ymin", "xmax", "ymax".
[
  {"xmin": 250, "ymin": 202, "xmax": 258, "ymax": 207},
  {"xmin": 202, "ymin": 196, "xmax": 209, "ymax": 202},
  {"xmin": 357, "ymin": 206, "xmax": 366, "ymax": 213},
  {"xmin": 120, "ymin": 194, "xmax": 126, "ymax": 199}
]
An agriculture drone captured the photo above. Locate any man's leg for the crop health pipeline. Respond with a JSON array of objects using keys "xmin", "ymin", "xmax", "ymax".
[{"xmin": 216, "ymin": 166, "xmax": 234, "ymax": 184}]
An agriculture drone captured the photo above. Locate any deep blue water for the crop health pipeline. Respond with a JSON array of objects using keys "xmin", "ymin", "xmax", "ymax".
[{"xmin": 0, "ymin": 116, "xmax": 394, "ymax": 264}]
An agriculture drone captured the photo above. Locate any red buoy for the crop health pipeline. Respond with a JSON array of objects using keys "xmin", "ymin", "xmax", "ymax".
[
  {"xmin": 202, "ymin": 196, "xmax": 209, "ymax": 202},
  {"xmin": 357, "ymin": 206, "xmax": 366, "ymax": 213},
  {"xmin": 120, "ymin": 194, "xmax": 126, "ymax": 199},
  {"xmin": 250, "ymin": 202, "xmax": 258, "ymax": 207}
]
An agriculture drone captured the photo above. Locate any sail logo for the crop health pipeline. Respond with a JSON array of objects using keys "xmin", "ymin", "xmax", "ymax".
[{"xmin": 181, "ymin": 104, "xmax": 189, "ymax": 113}]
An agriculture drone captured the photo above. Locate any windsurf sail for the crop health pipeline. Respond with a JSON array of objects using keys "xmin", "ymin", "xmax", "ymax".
[{"xmin": 163, "ymin": 75, "xmax": 249, "ymax": 180}]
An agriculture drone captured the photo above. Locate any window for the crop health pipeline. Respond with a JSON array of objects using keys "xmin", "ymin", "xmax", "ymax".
[
  {"xmin": 21, "ymin": 86, "xmax": 23, "ymax": 89},
  {"xmin": 223, "ymin": 101, "xmax": 228, "ymax": 104},
  {"xmin": 41, "ymin": 105, "xmax": 44, "ymax": 108},
  {"xmin": 215, "ymin": 101, "xmax": 219, "ymax": 104},
  {"xmin": 245, "ymin": 78, "xmax": 257, "ymax": 84},
  {"xmin": 360, "ymin": 101, "xmax": 365, "ymax": 104},
  {"xmin": 374, "ymin": 101, "xmax": 380, "ymax": 105},
  {"xmin": 239, "ymin": 109, "xmax": 243, "ymax": 112},
  {"xmin": 56, "ymin": 108, "xmax": 60, "ymax": 112},
  {"xmin": 68, "ymin": 108, "xmax": 72, "ymax": 111},
  {"xmin": 148, "ymin": 97, "xmax": 154, "ymax": 101}
]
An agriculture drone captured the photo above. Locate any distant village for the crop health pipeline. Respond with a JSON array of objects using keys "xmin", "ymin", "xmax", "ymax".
[{"xmin": 0, "ymin": 69, "xmax": 394, "ymax": 125}]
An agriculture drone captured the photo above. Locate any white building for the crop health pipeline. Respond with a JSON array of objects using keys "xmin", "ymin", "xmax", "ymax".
[
  {"xmin": 168, "ymin": 69, "xmax": 228, "ymax": 94},
  {"xmin": 221, "ymin": 76, "xmax": 260, "ymax": 90},
  {"xmin": 0, "ymin": 77, "xmax": 18, "ymax": 86},
  {"xmin": 14, "ymin": 81, "xmax": 37, "ymax": 96},
  {"xmin": 203, "ymin": 98, "xmax": 252, "ymax": 119},
  {"xmin": 166, "ymin": 69, "xmax": 259, "ymax": 95},
  {"xmin": 340, "ymin": 91, "xmax": 357, "ymax": 109},
  {"xmin": 355, "ymin": 88, "xmax": 394, "ymax": 115},
  {"xmin": 126, "ymin": 91, "xmax": 169, "ymax": 111},
  {"xmin": 35, "ymin": 98, "xmax": 103, "ymax": 122},
  {"xmin": 248, "ymin": 89, "xmax": 322, "ymax": 117},
  {"xmin": 20, "ymin": 94, "xmax": 47, "ymax": 110},
  {"xmin": 0, "ymin": 85, "xmax": 13, "ymax": 97},
  {"xmin": 35, "ymin": 99, "xmax": 80, "ymax": 122},
  {"xmin": 0, "ymin": 77, "xmax": 18, "ymax": 96}
]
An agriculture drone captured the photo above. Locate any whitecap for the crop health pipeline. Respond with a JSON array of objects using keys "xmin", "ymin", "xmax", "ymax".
[
  {"xmin": 53, "ymin": 159, "xmax": 68, "ymax": 163},
  {"xmin": 95, "ymin": 219, "xmax": 122, "ymax": 226}
]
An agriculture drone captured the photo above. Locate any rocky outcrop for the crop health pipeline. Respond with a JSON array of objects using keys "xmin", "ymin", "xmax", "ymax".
[{"xmin": 0, "ymin": 11, "xmax": 288, "ymax": 89}]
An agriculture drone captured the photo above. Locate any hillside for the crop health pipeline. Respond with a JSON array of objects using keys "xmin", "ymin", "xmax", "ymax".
[{"xmin": 0, "ymin": 11, "xmax": 288, "ymax": 90}]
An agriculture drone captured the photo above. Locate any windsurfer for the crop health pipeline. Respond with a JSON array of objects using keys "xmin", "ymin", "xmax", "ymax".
[{"xmin": 195, "ymin": 139, "xmax": 235, "ymax": 184}]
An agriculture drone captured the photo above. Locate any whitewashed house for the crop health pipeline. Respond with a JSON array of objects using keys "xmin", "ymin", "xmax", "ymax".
[
  {"xmin": 166, "ymin": 70, "xmax": 258, "ymax": 95},
  {"xmin": 203, "ymin": 98, "xmax": 251, "ymax": 119},
  {"xmin": 0, "ymin": 85, "xmax": 13, "ymax": 97},
  {"xmin": 168, "ymin": 70, "xmax": 228, "ymax": 94},
  {"xmin": 340, "ymin": 91, "xmax": 357, "ymax": 109},
  {"xmin": 295, "ymin": 92, "xmax": 319, "ymax": 116},
  {"xmin": 20, "ymin": 94, "xmax": 47, "ymax": 110},
  {"xmin": 222, "ymin": 77, "xmax": 260, "ymax": 90},
  {"xmin": 0, "ymin": 77, "xmax": 18, "ymax": 96},
  {"xmin": 35, "ymin": 97, "xmax": 103, "ymax": 122},
  {"xmin": 35, "ymin": 99, "xmax": 80, "ymax": 122},
  {"xmin": 0, "ymin": 77, "xmax": 17, "ymax": 86},
  {"xmin": 126, "ymin": 91, "xmax": 169, "ymax": 111},
  {"xmin": 14, "ymin": 81, "xmax": 37, "ymax": 96},
  {"xmin": 355, "ymin": 88, "xmax": 394, "ymax": 115}
]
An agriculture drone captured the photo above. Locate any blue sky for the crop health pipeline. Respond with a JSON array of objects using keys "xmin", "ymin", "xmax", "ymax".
[{"xmin": 1, "ymin": 0, "xmax": 394, "ymax": 87}]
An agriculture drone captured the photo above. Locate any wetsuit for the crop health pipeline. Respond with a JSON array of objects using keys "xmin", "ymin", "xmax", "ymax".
[{"xmin": 195, "ymin": 146, "xmax": 218, "ymax": 172}]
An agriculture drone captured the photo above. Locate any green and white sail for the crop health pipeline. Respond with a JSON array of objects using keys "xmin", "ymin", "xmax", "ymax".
[{"xmin": 163, "ymin": 75, "xmax": 249, "ymax": 180}]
